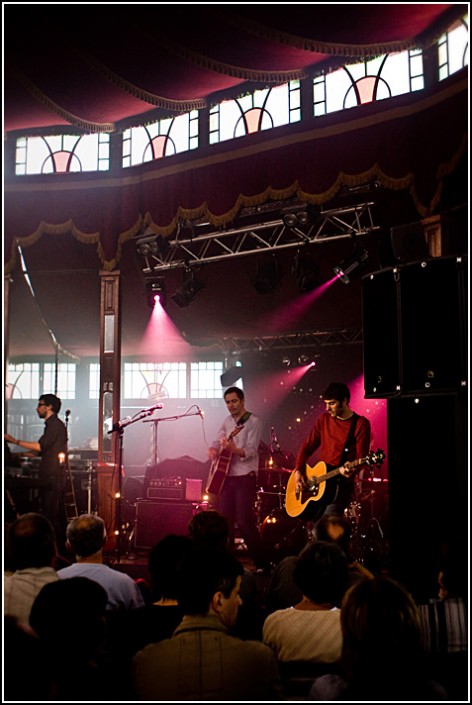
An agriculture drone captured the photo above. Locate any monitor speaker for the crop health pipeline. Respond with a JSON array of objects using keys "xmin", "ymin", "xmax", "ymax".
[{"xmin": 135, "ymin": 501, "xmax": 195, "ymax": 549}]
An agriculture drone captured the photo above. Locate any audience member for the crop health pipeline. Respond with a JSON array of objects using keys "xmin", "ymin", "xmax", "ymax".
[
  {"xmin": 263, "ymin": 541, "xmax": 348, "ymax": 664},
  {"xmin": 265, "ymin": 513, "xmax": 371, "ymax": 612},
  {"xmin": 309, "ymin": 576, "xmax": 449, "ymax": 701},
  {"xmin": 133, "ymin": 545, "xmax": 283, "ymax": 701},
  {"xmin": 57, "ymin": 514, "xmax": 144, "ymax": 610},
  {"xmin": 418, "ymin": 542, "xmax": 468, "ymax": 700},
  {"xmin": 107, "ymin": 534, "xmax": 192, "ymax": 651},
  {"xmin": 4, "ymin": 512, "xmax": 59, "ymax": 625},
  {"xmin": 29, "ymin": 576, "xmax": 112, "ymax": 701},
  {"xmin": 3, "ymin": 615, "xmax": 53, "ymax": 701},
  {"xmin": 188, "ymin": 509, "xmax": 264, "ymax": 639},
  {"xmin": 188, "ymin": 508, "xmax": 230, "ymax": 550}
]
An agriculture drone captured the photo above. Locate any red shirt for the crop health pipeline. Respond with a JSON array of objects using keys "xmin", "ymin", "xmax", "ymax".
[{"xmin": 295, "ymin": 412, "xmax": 371, "ymax": 472}]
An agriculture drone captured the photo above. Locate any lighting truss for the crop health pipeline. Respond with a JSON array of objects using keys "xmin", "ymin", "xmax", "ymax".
[
  {"xmin": 213, "ymin": 328, "xmax": 364, "ymax": 355},
  {"xmin": 135, "ymin": 202, "xmax": 380, "ymax": 273}
]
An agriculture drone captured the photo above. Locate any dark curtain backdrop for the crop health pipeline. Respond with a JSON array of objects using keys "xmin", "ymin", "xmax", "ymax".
[{"xmin": 4, "ymin": 70, "xmax": 467, "ymax": 273}]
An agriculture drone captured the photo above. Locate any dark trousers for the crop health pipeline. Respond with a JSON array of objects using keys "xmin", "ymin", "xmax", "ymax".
[
  {"xmin": 324, "ymin": 476, "xmax": 355, "ymax": 516},
  {"xmin": 218, "ymin": 473, "xmax": 266, "ymax": 568},
  {"xmin": 41, "ymin": 475, "xmax": 67, "ymax": 550}
]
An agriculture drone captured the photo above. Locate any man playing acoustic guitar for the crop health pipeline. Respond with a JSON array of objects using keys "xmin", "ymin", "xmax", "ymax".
[
  {"xmin": 292, "ymin": 382, "xmax": 372, "ymax": 519},
  {"xmin": 208, "ymin": 387, "xmax": 266, "ymax": 569}
]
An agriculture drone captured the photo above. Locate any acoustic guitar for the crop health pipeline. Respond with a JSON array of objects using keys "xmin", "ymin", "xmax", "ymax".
[
  {"xmin": 285, "ymin": 449, "xmax": 385, "ymax": 518},
  {"xmin": 205, "ymin": 425, "xmax": 244, "ymax": 496}
]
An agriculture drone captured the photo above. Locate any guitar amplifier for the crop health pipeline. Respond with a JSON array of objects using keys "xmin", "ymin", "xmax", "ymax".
[
  {"xmin": 135, "ymin": 501, "xmax": 195, "ymax": 548},
  {"xmin": 146, "ymin": 477, "xmax": 184, "ymax": 501}
]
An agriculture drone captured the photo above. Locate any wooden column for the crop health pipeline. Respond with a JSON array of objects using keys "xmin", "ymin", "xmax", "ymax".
[
  {"xmin": 4, "ymin": 273, "xmax": 12, "ymax": 418},
  {"xmin": 97, "ymin": 270, "xmax": 121, "ymax": 548}
]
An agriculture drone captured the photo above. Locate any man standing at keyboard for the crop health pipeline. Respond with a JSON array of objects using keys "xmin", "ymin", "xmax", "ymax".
[{"xmin": 5, "ymin": 394, "xmax": 67, "ymax": 538}]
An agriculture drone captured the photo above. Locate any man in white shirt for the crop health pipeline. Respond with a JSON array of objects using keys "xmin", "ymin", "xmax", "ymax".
[{"xmin": 4, "ymin": 513, "xmax": 59, "ymax": 625}]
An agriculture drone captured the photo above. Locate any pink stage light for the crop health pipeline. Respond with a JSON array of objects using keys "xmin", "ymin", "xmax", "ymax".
[
  {"xmin": 250, "ymin": 364, "xmax": 315, "ymax": 418},
  {"xmin": 261, "ymin": 276, "xmax": 339, "ymax": 333},
  {"xmin": 139, "ymin": 299, "xmax": 193, "ymax": 358}
]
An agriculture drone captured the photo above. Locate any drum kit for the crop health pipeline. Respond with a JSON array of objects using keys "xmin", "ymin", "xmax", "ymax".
[
  {"xmin": 344, "ymin": 474, "xmax": 389, "ymax": 570},
  {"xmin": 256, "ymin": 455, "xmax": 308, "ymax": 561}
]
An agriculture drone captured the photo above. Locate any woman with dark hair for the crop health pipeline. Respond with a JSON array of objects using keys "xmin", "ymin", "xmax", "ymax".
[{"xmin": 309, "ymin": 576, "xmax": 449, "ymax": 701}]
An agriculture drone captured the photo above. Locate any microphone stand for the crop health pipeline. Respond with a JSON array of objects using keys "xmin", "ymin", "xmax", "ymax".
[
  {"xmin": 143, "ymin": 409, "xmax": 203, "ymax": 468},
  {"xmin": 108, "ymin": 406, "xmax": 162, "ymax": 563}
]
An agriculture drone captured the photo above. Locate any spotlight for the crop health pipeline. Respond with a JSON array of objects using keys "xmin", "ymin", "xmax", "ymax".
[
  {"xmin": 296, "ymin": 210, "xmax": 310, "ymax": 226},
  {"xmin": 171, "ymin": 268, "xmax": 204, "ymax": 308},
  {"xmin": 333, "ymin": 248, "xmax": 369, "ymax": 284},
  {"xmin": 281, "ymin": 205, "xmax": 311, "ymax": 229},
  {"xmin": 136, "ymin": 235, "xmax": 158, "ymax": 257},
  {"xmin": 253, "ymin": 255, "xmax": 282, "ymax": 294},
  {"xmin": 292, "ymin": 249, "xmax": 320, "ymax": 292},
  {"xmin": 136, "ymin": 232, "xmax": 171, "ymax": 260},
  {"xmin": 145, "ymin": 277, "xmax": 167, "ymax": 308},
  {"xmin": 282, "ymin": 212, "xmax": 298, "ymax": 228},
  {"xmin": 282, "ymin": 356, "xmax": 291, "ymax": 367},
  {"xmin": 298, "ymin": 354, "xmax": 309, "ymax": 365}
]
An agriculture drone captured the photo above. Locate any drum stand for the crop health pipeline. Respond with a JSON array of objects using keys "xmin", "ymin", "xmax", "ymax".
[{"xmin": 346, "ymin": 480, "xmax": 387, "ymax": 568}]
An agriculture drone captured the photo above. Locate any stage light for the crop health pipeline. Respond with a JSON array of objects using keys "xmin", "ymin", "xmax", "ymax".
[
  {"xmin": 333, "ymin": 248, "xmax": 369, "ymax": 284},
  {"xmin": 282, "ymin": 356, "xmax": 291, "ymax": 367},
  {"xmin": 171, "ymin": 268, "xmax": 204, "ymax": 307},
  {"xmin": 292, "ymin": 248, "xmax": 320, "ymax": 292},
  {"xmin": 281, "ymin": 205, "xmax": 311, "ymax": 228},
  {"xmin": 136, "ymin": 232, "xmax": 171, "ymax": 260},
  {"xmin": 282, "ymin": 212, "xmax": 298, "ymax": 228},
  {"xmin": 220, "ymin": 364, "xmax": 243, "ymax": 387},
  {"xmin": 298, "ymin": 354, "xmax": 309, "ymax": 365},
  {"xmin": 145, "ymin": 277, "xmax": 167, "ymax": 308},
  {"xmin": 253, "ymin": 255, "xmax": 282, "ymax": 294}
]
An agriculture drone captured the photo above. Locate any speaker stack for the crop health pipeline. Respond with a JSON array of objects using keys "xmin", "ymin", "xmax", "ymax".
[{"xmin": 362, "ymin": 255, "xmax": 468, "ymax": 595}]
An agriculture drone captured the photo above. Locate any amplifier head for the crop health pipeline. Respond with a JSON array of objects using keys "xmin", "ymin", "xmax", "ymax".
[
  {"xmin": 147, "ymin": 487, "xmax": 184, "ymax": 501},
  {"xmin": 148, "ymin": 477, "xmax": 183, "ymax": 489}
]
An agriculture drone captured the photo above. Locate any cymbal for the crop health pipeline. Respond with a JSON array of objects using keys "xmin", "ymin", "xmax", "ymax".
[{"xmin": 259, "ymin": 466, "xmax": 292, "ymax": 474}]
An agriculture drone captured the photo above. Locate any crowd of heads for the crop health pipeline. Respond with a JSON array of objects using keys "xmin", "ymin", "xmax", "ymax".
[{"xmin": 4, "ymin": 503, "xmax": 463, "ymax": 701}]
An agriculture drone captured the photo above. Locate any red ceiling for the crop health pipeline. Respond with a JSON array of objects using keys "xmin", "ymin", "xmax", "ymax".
[
  {"xmin": 4, "ymin": 4, "xmax": 465, "ymax": 135},
  {"xmin": 4, "ymin": 4, "xmax": 468, "ymax": 360}
]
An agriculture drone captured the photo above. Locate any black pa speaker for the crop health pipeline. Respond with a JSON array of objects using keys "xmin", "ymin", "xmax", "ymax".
[
  {"xmin": 363, "ymin": 256, "xmax": 467, "ymax": 397},
  {"xmin": 135, "ymin": 501, "xmax": 195, "ymax": 549},
  {"xmin": 387, "ymin": 392, "xmax": 467, "ymax": 598},
  {"xmin": 390, "ymin": 222, "xmax": 430, "ymax": 263}
]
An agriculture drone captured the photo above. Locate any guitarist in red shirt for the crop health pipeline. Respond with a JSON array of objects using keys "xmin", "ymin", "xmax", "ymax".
[
  {"xmin": 292, "ymin": 382, "xmax": 372, "ymax": 520},
  {"xmin": 208, "ymin": 387, "xmax": 266, "ymax": 569}
]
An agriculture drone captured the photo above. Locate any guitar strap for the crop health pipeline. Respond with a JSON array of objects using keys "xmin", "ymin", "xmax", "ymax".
[
  {"xmin": 340, "ymin": 413, "xmax": 359, "ymax": 465},
  {"xmin": 237, "ymin": 411, "xmax": 252, "ymax": 427}
]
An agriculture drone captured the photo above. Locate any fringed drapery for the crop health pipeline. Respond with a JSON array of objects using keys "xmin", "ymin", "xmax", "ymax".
[
  {"xmin": 4, "ymin": 72, "xmax": 467, "ymax": 274},
  {"xmin": 9, "ymin": 66, "xmax": 116, "ymax": 134}
]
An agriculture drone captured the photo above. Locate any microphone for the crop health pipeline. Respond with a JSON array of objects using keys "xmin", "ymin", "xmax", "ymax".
[
  {"xmin": 65, "ymin": 409, "xmax": 71, "ymax": 418},
  {"xmin": 197, "ymin": 407, "xmax": 204, "ymax": 418},
  {"xmin": 108, "ymin": 416, "xmax": 132, "ymax": 433},
  {"xmin": 146, "ymin": 403, "xmax": 164, "ymax": 413}
]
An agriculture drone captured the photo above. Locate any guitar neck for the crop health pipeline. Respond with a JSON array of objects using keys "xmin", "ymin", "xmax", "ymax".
[{"xmin": 319, "ymin": 457, "xmax": 366, "ymax": 483}]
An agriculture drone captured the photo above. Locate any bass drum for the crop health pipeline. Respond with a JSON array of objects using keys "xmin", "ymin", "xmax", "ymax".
[{"xmin": 260, "ymin": 509, "xmax": 308, "ymax": 563}]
